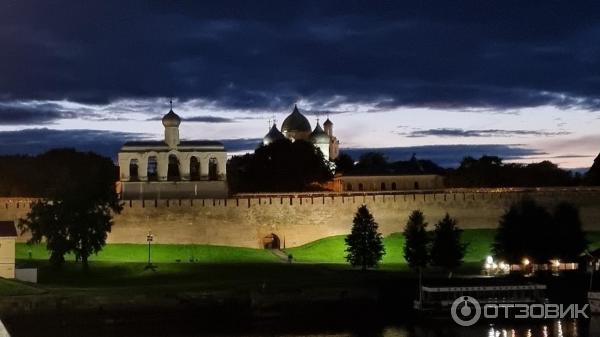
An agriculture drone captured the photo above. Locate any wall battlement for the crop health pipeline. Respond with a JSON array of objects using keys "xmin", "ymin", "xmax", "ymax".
[{"xmin": 2, "ymin": 188, "xmax": 600, "ymax": 249}]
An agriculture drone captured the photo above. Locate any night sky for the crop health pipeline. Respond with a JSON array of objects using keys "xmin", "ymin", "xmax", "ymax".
[{"xmin": 1, "ymin": 1, "xmax": 600, "ymax": 168}]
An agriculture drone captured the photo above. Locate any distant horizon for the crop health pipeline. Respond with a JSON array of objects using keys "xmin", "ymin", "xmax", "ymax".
[{"xmin": 0, "ymin": 137, "xmax": 593, "ymax": 173}]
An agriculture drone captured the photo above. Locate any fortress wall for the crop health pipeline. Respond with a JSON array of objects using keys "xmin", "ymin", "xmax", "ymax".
[{"xmin": 2, "ymin": 190, "xmax": 600, "ymax": 249}]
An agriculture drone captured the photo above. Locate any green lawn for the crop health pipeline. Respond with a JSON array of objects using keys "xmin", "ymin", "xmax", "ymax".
[
  {"xmin": 462, "ymin": 229, "xmax": 497, "ymax": 262},
  {"xmin": 0, "ymin": 278, "xmax": 44, "ymax": 296},
  {"xmin": 4, "ymin": 229, "xmax": 597, "ymax": 297},
  {"xmin": 17, "ymin": 230, "xmax": 600, "ymax": 266},
  {"xmin": 286, "ymin": 229, "xmax": 600, "ymax": 264},
  {"xmin": 16, "ymin": 243, "xmax": 279, "ymax": 264},
  {"xmin": 285, "ymin": 229, "xmax": 497, "ymax": 264}
]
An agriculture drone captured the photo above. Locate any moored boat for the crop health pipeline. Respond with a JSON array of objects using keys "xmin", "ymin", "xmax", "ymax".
[{"xmin": 415, "ymin": 284, "xmax": 547, "ymax": 313}]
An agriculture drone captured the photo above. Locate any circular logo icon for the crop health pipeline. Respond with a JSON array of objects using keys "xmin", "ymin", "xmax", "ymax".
[{"xmin": 451, "ymin": 296, "xmax": 481, "ymax": 326}]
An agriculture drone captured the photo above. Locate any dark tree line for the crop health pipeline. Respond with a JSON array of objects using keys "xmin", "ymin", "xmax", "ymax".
[
  {"xmin": 0, "ymin": 149, "xmax": 119, "ymax": 196},
  {"xmin": 334, "ymin": 151, "xmax": 599, "ymax": 188},
  {"xmin": 335, "ymin": 152, "xmax": 445, "ymax": 176},
  {"xmin": 227, "ymin": 139, "xmax": 332, "ymax": 193},
  {"xmin": 446, "ymin": 156, "xmax": 580, "ymax": 187},
  {"xmin": 493, "ymin": 199, "xmax": 587, "ymax": 264}
]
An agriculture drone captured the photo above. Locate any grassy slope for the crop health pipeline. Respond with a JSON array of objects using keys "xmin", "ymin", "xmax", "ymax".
[
  {"xmin": 0, "ymin": 278, "xmax": 44, "ymax": 296},
  {"xmin": 2, "ymin": 230, "xmax": 596, "ymax": 296},
  {"xmin": 16, "ymin": 243, "xmax": 278, "ymax": 264},
  {"xmin": 285, "ymin": 229, "xmax": 497, "ymax": 264},
  {"xmin": 15, "ymin": 230, "xmax": 600, "ymax": 266},
  {"xmin": 287, "ymin": 229, "xmax": 600, "ymax": 264}
]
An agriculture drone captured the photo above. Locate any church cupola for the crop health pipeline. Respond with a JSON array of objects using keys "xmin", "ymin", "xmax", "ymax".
[
  {"xmin": 281, "ymin": 104, "xmax": 312, "ymax": 141},
  {"xmin": 162, "ymin": 101, "xmax": 181, "ymax": 148},
  {"xmin": 310, "ymin": 121, "xmax": 330, "ymax": 144},
  {"xmin": 263, "ymin": 122, "xmax": 285, "ymax": 146}
]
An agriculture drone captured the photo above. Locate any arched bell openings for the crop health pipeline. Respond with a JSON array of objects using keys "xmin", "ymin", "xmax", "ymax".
[
  {"xmin": 129, "ymin": 159, "xmax": 139, "ymax": 181},
  {"xmin": 190, "ymin": 156, "xmax": 200, "ymax": 181},
  {"xmin": 147, "ymin": 156, "xmax": 158, "ymax": 181},
  {"xmin": 167, "ymin": 154, "xmax": 181, "ymax": 181},
  {"xmin": 209, "ymin": 157, "xmax": 218, "ymax": 181}
]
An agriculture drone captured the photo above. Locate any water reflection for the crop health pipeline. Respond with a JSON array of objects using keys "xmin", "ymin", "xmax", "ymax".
[
  {"xmin": 360, "ymin": 320, "xmax": 583, "ymax": 337},
  {"xmin": 4, "ymin": 318, "xmax": 597, "ymax": 337}
]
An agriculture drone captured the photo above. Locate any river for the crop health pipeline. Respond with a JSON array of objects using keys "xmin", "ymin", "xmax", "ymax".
[{"xmin": 2, "ymin": 317, "xmax": 598, "ymax": 337}]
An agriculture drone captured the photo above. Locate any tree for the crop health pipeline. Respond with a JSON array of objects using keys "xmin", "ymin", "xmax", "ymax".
[
  {"xmin": 345, "ymin": 205, "xmax": 385, "ymax": 271},
  {"xmin": 403, "ymin": 210, "xmax": 429, "ymax": 304},
  {"xmin": 353, "ymin": 152, "xmax": 388, "ymax": 174},
  {"xmin": 333, "ymin": 152, "xmax": 355, "ymax": 174},
  {"xmin": 227, "ymin": 139, "xmax": 332, "ymax": 192},
  {"xmin": 446, "ymin": 155, "xmax": 576, "ymax": 188},
  {"xmin": 493, "ymin": 199, "xmax": 553, "ymax": 264},
  {"xmin": 585, "ymin": 153, "xmax": 600, "ymax": 185},
  {"xmin": 430, "ymin": 213, "xmax": 467, "ymax": 277},
  {"xmin": 550, "ymin": 202, "xmax": 587, "ymax": 260},
  {"xmin": 19, "ymin": 149, "xmax": 122, "ymax": 270},
  {"xmin": 403, "ymin": 210, "xmax": 429, "ymax": 271}
]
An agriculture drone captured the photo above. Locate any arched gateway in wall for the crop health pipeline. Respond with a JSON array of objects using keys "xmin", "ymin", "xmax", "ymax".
[{"xmin": 262, "ymin": 234, "xmax": 281, "ymax": 249}]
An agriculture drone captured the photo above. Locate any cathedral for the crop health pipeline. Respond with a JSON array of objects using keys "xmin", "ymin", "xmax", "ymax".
[{"xmin": 263, "ymin": 105, "xmax": 340, "ymax": 161}]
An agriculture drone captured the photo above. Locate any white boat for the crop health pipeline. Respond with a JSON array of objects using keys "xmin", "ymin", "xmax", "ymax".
[{"xmin": 415, "ymin": 284, "xmax": 547, "ymax": 312}]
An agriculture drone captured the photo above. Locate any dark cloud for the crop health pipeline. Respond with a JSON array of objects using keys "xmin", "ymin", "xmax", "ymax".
[
  {"xmin": 186, "ymin": 116, "xmax": 235, "ymax": 123},
  {"xmin": 550, "ymin": 154, "xmax": 593, "ymax": 159},
  {"xmin": 299, "ymin": 108, "xmax": 350, "ymax": 117},
  {"xmin": 147, "ymin": 115, "xmax": 236, "ymax": 123},
  {"xmin": 2, "ymin": 1, "xmax": 600, "ymax": 111},
  {"xmin": 221, "ymin": 138, "xmax": 262, "ymax": 152},
  {"xmin": 342, "ymin": 145, "xmax": 544, "ymax": 168},
  {"xmin": 0, "ymin": 103, "xmax": 77, "ymax": 125},
  {"xmin": 0, "ymin": 128, "xmax": 262, "ymax": 160},
  {"xmin": 404, "ymin": 128, "xmax": 571, "ymax": 138},
  {"xmin": 0, "ymin": 129, "xmax": 147, "ymax": 159}
]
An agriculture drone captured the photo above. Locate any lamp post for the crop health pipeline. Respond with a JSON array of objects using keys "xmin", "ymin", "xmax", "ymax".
[{"xmin": 145, "ymin": 232, "xmax": 154, "ymax": 269}]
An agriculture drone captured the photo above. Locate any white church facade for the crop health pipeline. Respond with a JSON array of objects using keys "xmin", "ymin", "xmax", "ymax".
[{"xmin": 117, "ymin": 106, "xmax": 228, "ymax": 199}]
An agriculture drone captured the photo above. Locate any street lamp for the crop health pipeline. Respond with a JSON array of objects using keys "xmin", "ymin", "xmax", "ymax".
[{"xmin": 145, "ymin": 232, "xmax": 154, "ymax": 270}]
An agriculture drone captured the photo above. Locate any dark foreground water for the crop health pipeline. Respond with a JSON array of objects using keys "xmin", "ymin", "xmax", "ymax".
[{"xmin": 4, "ymin": 317, "xmax": 600, "ymax": 337}]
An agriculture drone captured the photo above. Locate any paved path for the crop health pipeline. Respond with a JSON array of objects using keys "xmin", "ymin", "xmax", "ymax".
[{"xmin": 269, "ymin": 249, "xmax": 290, "ymax": 262}]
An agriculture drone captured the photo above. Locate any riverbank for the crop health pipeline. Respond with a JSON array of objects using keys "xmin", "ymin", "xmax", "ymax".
[
  {"xmin": 0, "ymin": 261, "xmax": 591, "ymax": 317},
  {"xmin": 2, "ymin": 271, "xmax": 594, "ymax": 337},
  {"xmin": 1, "ymin": 262, "xmax": 416, "ymax": 336}
]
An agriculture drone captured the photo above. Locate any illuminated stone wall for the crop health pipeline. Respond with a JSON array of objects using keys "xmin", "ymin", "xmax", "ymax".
[{"xmin": 2, "ymin": 188, "xmax": 600, "ymax": 249}]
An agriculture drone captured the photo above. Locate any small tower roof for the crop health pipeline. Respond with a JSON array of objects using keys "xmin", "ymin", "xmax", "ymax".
[
  {"xmin": 263, "ymin": 123, "xmax": 285, "ymax": 144},
  {"xmin": 323, "ymin": 118, "xmax": 333, "ymax": 126},
  {"xmin": 310, "ymin": 121, "xmax": 330, "ymax": 143}
]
